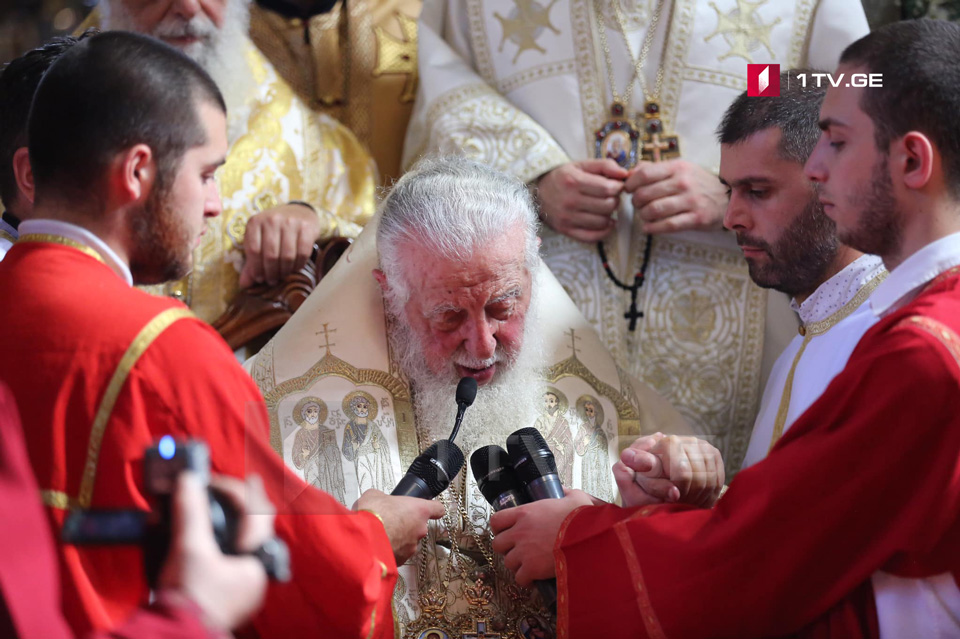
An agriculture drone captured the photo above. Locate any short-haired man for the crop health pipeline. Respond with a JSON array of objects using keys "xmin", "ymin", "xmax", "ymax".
[
  {"xmin": 0, "ymin": 35, "xmax": 85, "ymax": 259},
  {"xmin": 244, "ymin": 156, "xmax": 702, "ymax": 635},
  {"xmin": 719, "ymin": 69, "xmax": 886, "ymax": 468},
  {"xmin": 0, "ymin": 31, "xmax": 440, "ymax": 638},
  {"xmin": 87, "ymin": 0, "xmax": 378, "ymax": 322},
  {"xmin": 491, "ymin": 19, "xmax": 960, "ymax": 637}
]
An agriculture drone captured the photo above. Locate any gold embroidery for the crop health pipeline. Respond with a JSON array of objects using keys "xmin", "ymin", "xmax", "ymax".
[
  {"xmin": 373, "ymin": 11, "xmax": 419, "ymax": 103},
  {"xmin": 17, "ymin": 234, "xmax": 105, "ymax": 264},
  {"xmin": 682, "ymin": 64, "xmax": 747, "ymax": 91},
  {"xmin": 768, "ymin": 270, "xmax": 887, "ymax": 452},
  {"xmin": 0, "ymin": 228, "xmax": 15, "ymax": 245},
  {"xmin": 615, "ymin": 523, "xmax": 667, "ymax": 639},
  {"xmin": 493, "ymin": 0, "xmax": 561, "ymax": 64},
  {"xmin": 787, "ymin": 0, "xmax": 817, "ymax": 68},
  {"xmin": 78, "ymin": 308, "xmax": 195, "ymax": 508},
  {"xmin": 898, "ymin": 316, "xmax": 960, "ymax": 369},
  {"xmin": 705, "ymin": 0, "xmax": 780, "ymax": 63},
  {"xmin": 497, "ymin": 58, "xmax": 577, "ymax": 94},
  {"xmin": 41, "ymin": 490, "xmax": 74, "ymax": 510}
]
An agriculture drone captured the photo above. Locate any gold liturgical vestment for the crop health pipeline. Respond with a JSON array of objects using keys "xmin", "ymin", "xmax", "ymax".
[
  {"xmin": 78, "ymin": 8, "xmax": 378, "ymax": 323},
  {"xmin": 250, "ymin": 0, "xmax": 423, "ymax": 183},
  {"xmin": 403, "ymin": 0, "xmax": 870, "ymax": 471},
  {"xmin": 245, "ymin": 216, "xmax": 689, "ymax": 638}
]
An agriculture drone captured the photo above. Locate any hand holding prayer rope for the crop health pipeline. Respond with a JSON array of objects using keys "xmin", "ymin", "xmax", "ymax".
[
  {"xmin": 613, "ymin": 433, "xmax": 725, "ymax": 509},
  {"xmin": 624, "ymin": 159, "xmax": 728, "ymax": 234},
  {"xmin": 534, "ymin": 159, "xmax": 628, "ymax": 243}
]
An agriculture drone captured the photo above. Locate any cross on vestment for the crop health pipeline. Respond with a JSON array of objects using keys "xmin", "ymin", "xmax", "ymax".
[
  {"xmin": 461, "ymin": 620, "xmax": 500, "ymax": 639},
  {"xmin": 639, "ymin": 101, "xmax": 680, "ymax": 163},
  {"xmin": 315, "ymin": 323, "xmax": 337, "ymax": 355},
  {"xmin": 565, "ymin": 328, "xmax": 582, "ymax": 358}
]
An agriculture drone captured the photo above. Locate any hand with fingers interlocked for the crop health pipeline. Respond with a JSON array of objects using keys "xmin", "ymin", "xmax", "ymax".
[
  {"xmin": 613, "ymin": 432, "xmax": 725, "ymax": 509},
  {"xmin": 624, "ymin": 159, "xmax": 727, "ymax": 235}
]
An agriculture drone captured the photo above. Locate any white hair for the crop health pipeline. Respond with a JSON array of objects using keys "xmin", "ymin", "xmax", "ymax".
[
  {"xmin": 101, "ymin": 0, "xmax": 253, "ymax": 119},
  {"xmin": 377, "ymin": 156, "xmax": 541, "ymax": 305}
]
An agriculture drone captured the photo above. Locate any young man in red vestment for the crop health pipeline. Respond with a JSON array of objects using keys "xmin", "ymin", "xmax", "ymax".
[
  {"xmin": 490, "ymin": 19, "xmax": 960, "ymax": 638},
  {"xmin": 0, "ymin": 31, "xmax": 442, "ymax": 638}
]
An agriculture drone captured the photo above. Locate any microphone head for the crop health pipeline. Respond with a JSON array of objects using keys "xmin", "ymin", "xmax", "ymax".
[
  {"xmin": 456, "ymin": 377, "xmax": 478, "ymax": 407},
  {"xmin": 409, "ymin": 439, "xmax": 465, "ymax": 497},
  {"xmin": 506, "ymin": 427, "xmax": 558, "ymax": 487},
  {"xmin": 470, "ymin": 445, "xmax": 524, "ymax": 505}
]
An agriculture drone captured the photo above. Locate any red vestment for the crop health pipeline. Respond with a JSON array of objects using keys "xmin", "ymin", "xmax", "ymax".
[
  {"xmin": 0, "ymin": 381, "xmax": 221, "ymax": 639},
  {"xmin": 0, "ymin": 240, "xmax": 397, "ymax": 638},
  {"xmin": 556, "ymin": 270, "xmax": 960, "ymax": 638}
]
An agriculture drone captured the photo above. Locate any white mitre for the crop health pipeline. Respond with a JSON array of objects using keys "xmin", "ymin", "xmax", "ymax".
[
  {"xmin": 248, "ymin": 213, "xmax": 687, "ymax": 474},
  {"xmin": 245, "ymin": 214, "xmax": 688, "ymax": 635}
]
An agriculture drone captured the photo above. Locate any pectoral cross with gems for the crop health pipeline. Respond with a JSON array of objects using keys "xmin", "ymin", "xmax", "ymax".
[
  {"xmin": 462, "ymin": 620, "xmax": 500, "ymax": 639},
  {"xmin": 639, "ymin": 101, "xmax": 680, "ymax": 163}
]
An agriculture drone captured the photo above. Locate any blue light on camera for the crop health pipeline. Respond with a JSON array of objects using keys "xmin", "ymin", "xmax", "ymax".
[{"xmin": 158, "ymin": 435, "xmax": 176, "ymax": 460}]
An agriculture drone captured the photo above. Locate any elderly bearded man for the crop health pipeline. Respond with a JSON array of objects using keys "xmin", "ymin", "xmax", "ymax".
[
  {"xmin": 80, "ymin": 0, "xmax": 378, "ymax": 324},
  {"xmin": 245, "ymin": 156, "xmax": 709, "ymax": 637}
]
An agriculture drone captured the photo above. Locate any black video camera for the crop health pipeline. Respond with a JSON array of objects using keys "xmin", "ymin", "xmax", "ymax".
[{"xmin": 62, "ymin": 437, "xmax": 289, "ymax": 586}]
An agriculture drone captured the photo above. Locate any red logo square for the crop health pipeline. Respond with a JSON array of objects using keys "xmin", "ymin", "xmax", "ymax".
[{"xmin": 747, "ymin": 64, "xmax": 781, "ymax": 97}]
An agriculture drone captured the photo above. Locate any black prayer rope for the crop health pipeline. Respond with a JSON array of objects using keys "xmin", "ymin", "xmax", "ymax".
[{"xmin": 596, "ymin": 236, "xmax": 653, "ymax": 332}]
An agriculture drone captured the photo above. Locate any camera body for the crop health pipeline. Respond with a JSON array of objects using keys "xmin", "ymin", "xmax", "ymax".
[{"xmin": 63, "ymin": 437, "xmax": 287, "ymax": 586}]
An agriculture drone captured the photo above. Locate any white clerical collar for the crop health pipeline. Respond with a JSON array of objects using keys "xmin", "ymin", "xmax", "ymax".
[
  {"xmin": 790, "ymin": 254, "xmax": 886, "ymax": 326},
  {"xmin": 871, "ymin": 231, "xmax": 960, "ymax": 318},
  {"xmin": 19, "ymin": 219, "xmax": 133, "ymax": 286}
]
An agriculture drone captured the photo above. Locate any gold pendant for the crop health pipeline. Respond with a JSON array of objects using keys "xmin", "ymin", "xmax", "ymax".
[
  {"xmin": 594, "ymin": 102, "xmax": 640, "ymax": 169},
  {"xmin": 639, "ymin": 101, "xmax": 681, "ymax": 163}
]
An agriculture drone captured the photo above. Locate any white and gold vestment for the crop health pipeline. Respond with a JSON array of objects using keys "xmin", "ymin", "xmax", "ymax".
[
  {"xmin": 402, "ymin": 0, "xmax": 869, "ymax": 470},
  {"xmin": 246, "ymin": 217, "xmax": 689, "ymax": 638}
]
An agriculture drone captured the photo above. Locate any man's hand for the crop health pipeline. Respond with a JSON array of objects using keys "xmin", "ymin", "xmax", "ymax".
[
  {"xmin": 490, "ymin": 489, "xmax": 594, "ymax": 587},
  {"xmin": 613, "ymin": 433, "xmax": 724, "ymax": 509},
  {"xmin": 239, "ymin": 203, "xmax": 323, "ymax": 288},
  {"xmin": 159, "ymin": 472, "xmax": 274, "ymax": 631},
  {"xmin": 354, "ymin": 489, "xmax": 445, "ymax": 564},
  {"xmin": 624, "ymin": 159, "xmax": 727, "ymax": 234},
  {"xmin": 535, "ymin": 160, "xmax": 628, "ymax": 243}
]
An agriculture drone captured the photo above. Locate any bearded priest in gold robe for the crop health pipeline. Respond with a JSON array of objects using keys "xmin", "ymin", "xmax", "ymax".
[
  {"xmin": 402, "ymin": 0, "xmax": 869, "ymax": 471},
  {"xmin": 246, "ymin": 157, "xmax": 701, "ymax": 638},
  {"xmin": 84, "ymin": 0, "xmax": 377, "ymax": 324}
]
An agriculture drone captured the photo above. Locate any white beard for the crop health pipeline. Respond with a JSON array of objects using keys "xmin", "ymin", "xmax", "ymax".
[
  {"xmin": 385, "ymin": 273, "xmax": 547, "ymax": 456},
  {"xmin": 101, "ymin": 0, "xmax": 255, "ymax": 131}
]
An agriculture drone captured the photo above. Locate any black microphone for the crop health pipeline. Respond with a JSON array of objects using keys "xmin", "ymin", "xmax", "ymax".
[
  {"xmin": 470, "ymin": 445, "xmax": 528, "ymax": 512},
  {"xmin": 504, "ymin": 428, "xmax": 563, "ymax": 612},
  {"xmin": 391, "ymin": 439, "xmax": 465, "ymax": 499},
  {"xmin": 506, "ymin": 427, "xmax": 565, "ymax": 501},
  {"xmin": 448, "ymin": 377, "xmax": 478, "ymax": 443}
]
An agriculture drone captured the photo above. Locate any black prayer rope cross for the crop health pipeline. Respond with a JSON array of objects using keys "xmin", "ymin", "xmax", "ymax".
[{"xmin": 596, "ymin": 236, "xmax": 653, "ymax": 332}]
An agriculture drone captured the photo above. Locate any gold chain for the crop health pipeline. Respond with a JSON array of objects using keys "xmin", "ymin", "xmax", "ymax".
[{"xmin": 594, "ymin": 0, "xmax": 666, "ymax": 107}]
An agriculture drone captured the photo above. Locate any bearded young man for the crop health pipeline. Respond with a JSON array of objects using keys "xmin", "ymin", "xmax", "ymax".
[
  {"xmin": 0, "ymin": 31, "xmax": 443, "ymax": 638},
  {"xmin": 81, "ymin": 0, "xmax": 377, "ymax": 325},
  {"xmin": 490, "ymin": 19, "xmax": 960, "ymax": 638},
  {"xmin": 718, "ymin": 68, "xmax": 886, "ymax": 469},
  {"xmin": 244, "ymin": 155, "xmax": 714, "ymax": 637}
]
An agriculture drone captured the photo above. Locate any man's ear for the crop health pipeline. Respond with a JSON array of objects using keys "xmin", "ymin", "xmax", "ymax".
[
  {"xmin": 114, "ymin": 143, "xmax": 156, "ymax": 204},
  {"xmin": 897, "ymin": 131, "xmax": 935, "ymax": 191},
  {"xmin": 372, "ymin": 268, "xmax": 388, "ymax": 292},
  {"xmin": 12, "ymin": 147, "xmax": 34, "ymax": 205}
]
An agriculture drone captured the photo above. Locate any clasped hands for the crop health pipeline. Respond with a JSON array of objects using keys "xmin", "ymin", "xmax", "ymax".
[
  {"xmin": 535, "ymin": 158, "xmax": 727, "ymax": 242},
  {"xmin": 490, "ymin": 434, "xmax": 724, "ymax": 587}
]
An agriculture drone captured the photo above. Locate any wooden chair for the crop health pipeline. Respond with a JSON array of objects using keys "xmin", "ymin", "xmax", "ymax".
[{"xmin": 211, "ymin": 237, "xmax": 351, "ymax": 352}]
